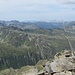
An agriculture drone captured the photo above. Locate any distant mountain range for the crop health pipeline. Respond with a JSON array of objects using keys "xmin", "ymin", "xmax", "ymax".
[{"xmin": 0, "ymin": 20, "xmax": 72, "ymax": 30}]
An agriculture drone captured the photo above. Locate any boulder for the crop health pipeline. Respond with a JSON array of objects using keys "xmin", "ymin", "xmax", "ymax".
[{"xmin": 44, "ymin": 50, "xmax": 75, "ymax": 75}]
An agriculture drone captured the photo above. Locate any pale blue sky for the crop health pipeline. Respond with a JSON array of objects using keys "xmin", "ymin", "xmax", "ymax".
[{"xmin": 0, "ymin": 0, "xmax": 75, "ymax": 21}]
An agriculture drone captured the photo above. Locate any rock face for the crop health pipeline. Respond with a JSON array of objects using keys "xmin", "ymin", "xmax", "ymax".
[{"xmin": 44, "ymin": 50, "xmax": 75, "ymax": 75}]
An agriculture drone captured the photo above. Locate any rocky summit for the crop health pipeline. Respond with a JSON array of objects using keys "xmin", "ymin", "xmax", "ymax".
[{"xmin": 43, "ymin": 50, "xmax": 75, "ymax": 75}]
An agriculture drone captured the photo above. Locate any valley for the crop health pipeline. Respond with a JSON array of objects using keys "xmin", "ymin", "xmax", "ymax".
[{"xmin": 0, "ymin": 21, "xmax": 75, "ymax": 75}]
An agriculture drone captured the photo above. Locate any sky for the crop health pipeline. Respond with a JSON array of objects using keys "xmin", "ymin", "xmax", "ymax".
[{"xmin": 0, "ymin": 0, "xmax": 75, "ymax": 21}]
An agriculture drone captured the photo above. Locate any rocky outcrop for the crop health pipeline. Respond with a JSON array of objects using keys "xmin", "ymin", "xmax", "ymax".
[{"xmin": 44, "ymin": 50, "xmax": 75, "ymax": 75}]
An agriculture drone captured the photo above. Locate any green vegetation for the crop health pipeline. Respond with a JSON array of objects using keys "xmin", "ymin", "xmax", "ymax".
[
  {"xmin": 0, "ymin": 26, "xmax": 74, "ymax": 71},
  {"xmin": 35, "ymin": 60, "xmax": 47, "ymax": 72}
]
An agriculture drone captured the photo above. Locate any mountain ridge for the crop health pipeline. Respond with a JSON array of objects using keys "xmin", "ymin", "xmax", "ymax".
[{"xmin": 0, "ymin": 20, "xmax": 71, "ymax": 30}]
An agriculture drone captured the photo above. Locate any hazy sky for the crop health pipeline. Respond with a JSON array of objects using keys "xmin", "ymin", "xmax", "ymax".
[{"xmin": 0, "ymin": 0, "xmax": 75, "ymax": 21}]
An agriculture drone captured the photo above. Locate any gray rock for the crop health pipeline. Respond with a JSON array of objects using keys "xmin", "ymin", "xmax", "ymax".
[
  {"xmin": 53, "ymin": 71, "xmax": 72, "ymax": 75},
  {"xmin": 44, "ymin": 50, "xmax": 75, "ymax": 75}
]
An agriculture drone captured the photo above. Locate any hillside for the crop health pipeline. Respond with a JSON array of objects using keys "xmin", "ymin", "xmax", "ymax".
[
  {"xmin": 0, "ymin": 21, "xmax": 75, "ymax": 71},
  {"xmin": 0, "ymin": 50, "xmax": 75, "ymax": 75},
  {"xmin": 0, "ymin": 24, "xmax": 74, "ymax": 70}
]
